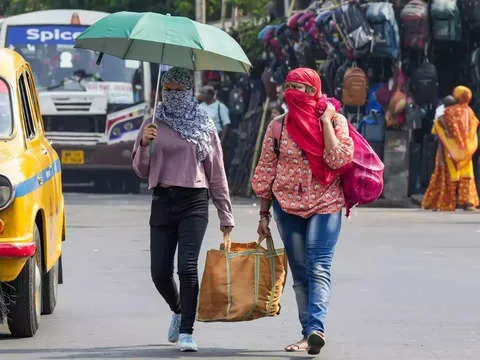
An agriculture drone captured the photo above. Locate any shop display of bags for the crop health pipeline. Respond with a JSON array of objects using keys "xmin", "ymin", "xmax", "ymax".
[
  {"xmin": 430, "ymin": 0, "xmax": 462, "ymax": 41},
  {"xmin": 410, "ymin": 61, "xmax": 439, "ymax": 105},
  {"xmin": 342, "ymin": 66, "xmax": 368, "ymax": 106},
  {"xmin": 340, "ymin": 2, "xmax": 374, "ymax": 59},
  {"xmin": 366, "ymin": 2, "xmax": 400, "ymax": 60},
  {"xmin": 400, "ymin": 0, "xmax": 430, "ymax": 50},
  {"xmin": 462, "ymin": 0, "xmax": 480, "ymax": 31}
]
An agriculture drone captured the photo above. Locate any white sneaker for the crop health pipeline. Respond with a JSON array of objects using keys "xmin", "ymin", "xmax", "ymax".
[
  {"xmin": 178, "ymin": 333, "xmax": 198, "ymax": 352},
  {"xmin": 168, "ymin": 313, "xmax": 181, "ymax": 343}
]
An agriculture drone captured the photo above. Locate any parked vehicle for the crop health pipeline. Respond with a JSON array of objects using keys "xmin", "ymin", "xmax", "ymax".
[
  {"xmin": 0, "ymin": 48, "xmax": 65, "ymax": 337},
  {"xmin": 0, "ymin": 10, "xmax": 153, "ymax": 192}
]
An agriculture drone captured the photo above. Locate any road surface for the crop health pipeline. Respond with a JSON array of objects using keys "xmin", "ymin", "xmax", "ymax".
[{"xmin": 1, "ymin": 194, "xmax": 479, "ymax": 359}]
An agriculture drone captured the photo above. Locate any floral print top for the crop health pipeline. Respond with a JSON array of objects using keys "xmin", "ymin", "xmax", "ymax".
[{"xmin": 252, "ymin": 113, "xmax": 354, "ymax": 218}]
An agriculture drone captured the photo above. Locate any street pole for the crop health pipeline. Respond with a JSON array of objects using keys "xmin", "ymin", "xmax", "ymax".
[
  {"xmin": 194, "ymin": 0, "xmax": 206, "ymax": 95},
  {"xmin": 221, "ymin": 0, "xmax": 227, "ymax": 29}
]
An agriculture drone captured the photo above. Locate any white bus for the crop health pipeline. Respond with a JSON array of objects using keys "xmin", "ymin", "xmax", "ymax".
[{"xmin": 0, "ymin": 10, "xmax": 152, "ymax": 192}]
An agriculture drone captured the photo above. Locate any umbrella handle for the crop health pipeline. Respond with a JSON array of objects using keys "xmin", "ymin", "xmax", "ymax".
[
  {"xmin": 152, "ymin": 67, "xmax": 162, "ymax": 123},
  {"xmin": 96, "ymin": 52, "xmax": 104, "ymax": 66}
]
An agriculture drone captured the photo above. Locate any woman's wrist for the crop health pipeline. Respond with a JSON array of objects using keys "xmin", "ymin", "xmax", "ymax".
[{"xmin": 259, "ymin": 210, "xmax": 271, "ymax": 217}]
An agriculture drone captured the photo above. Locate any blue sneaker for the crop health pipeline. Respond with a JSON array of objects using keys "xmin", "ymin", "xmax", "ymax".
[
  {"xmin": 178, "ymin": 333, "xmax": 198, "ymax": 352},
  {"xmin": 168, "ymin": 313, "xmax": 181, "ymax": 343}
]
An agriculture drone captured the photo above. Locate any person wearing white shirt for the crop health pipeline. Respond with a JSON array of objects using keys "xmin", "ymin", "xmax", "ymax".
[{"xmin": 198, "ymin": 86, "xmax": 231, "ymax": 142}]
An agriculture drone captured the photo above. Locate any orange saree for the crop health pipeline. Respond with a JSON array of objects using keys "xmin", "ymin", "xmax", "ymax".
[{"xmin": 422, "ymin": 103, "xmax": 479, "ymax": 211}]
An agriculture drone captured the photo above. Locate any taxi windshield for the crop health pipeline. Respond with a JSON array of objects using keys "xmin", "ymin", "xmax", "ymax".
[
  {"xmin": 0, "ymin": 79, "xmax": 12, "ymax": 138},
  {"xmin": 6, "ymin": 25, "xmax": 144, "ymax": 105}
]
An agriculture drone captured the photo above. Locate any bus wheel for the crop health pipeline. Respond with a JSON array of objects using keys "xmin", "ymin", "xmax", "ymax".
[{"xmin": 7, "ymin": 225, "xmax": 42, "ymax": 338}]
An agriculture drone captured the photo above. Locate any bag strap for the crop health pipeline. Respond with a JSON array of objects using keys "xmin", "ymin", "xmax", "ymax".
[
  {"xmin": 272, "ymin": 115, "xmax": 285, "ymax": 157},
  {"xmin": 223, "ymin": 232, "xmax": 231, "ymax": 253},
  {"xmin": 217, "ymin": 102, "xmax": 224, "ymax": 130},
  {"xmin": 257, "ymin": 235, "xmax": 275, "ymax": 252}
]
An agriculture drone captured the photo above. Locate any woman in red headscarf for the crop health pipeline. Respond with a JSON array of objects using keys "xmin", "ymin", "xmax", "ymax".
[{"xmin": 252, "ymin": 68, "xmax": 354, "ymax": 355}]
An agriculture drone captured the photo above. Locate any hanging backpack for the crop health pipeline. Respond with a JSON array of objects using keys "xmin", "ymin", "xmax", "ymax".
[
  {"xmin": 366, "ymin": 2, "xmax": 400, "ymax": 59},
  {"xmin": 462, "ymin": 0, "xmax": 480, "ymax": 31},
  {"xmin": 471, "ymin": 48, "xmax": 480, "ymax": 91},
  {"xmin": 430, "ymin": 0, "xmax": 462, "ymax": 41},
  {"xmin": 340, "ymin": 2, "xmax": 374, "ymax": 59},
  {"xmin": 315, "ymin": 10, "xmax": 346, "ymax": 53},
  {"xmin": 319, "ymin": 56, "xmax": 340, "ymax": 97},
  {"xmin": 334, "ymin": 59, "xmax": 351, "ymax": 100},
  {"xmin": 394, "ymin": 0, "xmax": 411, "ymax": 13},
  {"xmin": 342, "ymin": 66, "xmax": 368, "ymax": 106},
  {"xmin": 385, "ymin": 67, "xmax": 407, "ymax": 128},
  {"xmin": 294, "ymin": 40, "xmax": 316, "ymax": 68},
  {"xmin": 400, "ymin": 0, "xmax": 430, "ymax": 50},
  {"xmin": 410, "ymin": 61, "xmax": 439, "ymax": 105}
]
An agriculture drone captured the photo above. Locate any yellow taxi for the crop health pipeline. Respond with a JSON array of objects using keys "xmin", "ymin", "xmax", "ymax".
[{"xmin": 0, "ymin": 49, "xmax": 65, "ymax": 337}]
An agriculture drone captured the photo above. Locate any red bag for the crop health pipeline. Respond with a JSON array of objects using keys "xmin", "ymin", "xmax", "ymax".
[{"xmin": 342, "ymin": 122, "xmax": 385, "ymax": 217}]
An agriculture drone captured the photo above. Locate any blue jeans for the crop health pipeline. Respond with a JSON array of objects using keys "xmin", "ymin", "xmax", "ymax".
[{"xmin": 273, "ymin": 201, "xmax": 342, "ymax": 337}]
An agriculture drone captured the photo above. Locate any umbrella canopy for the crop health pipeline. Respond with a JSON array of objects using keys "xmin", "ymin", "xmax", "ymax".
[{"xmin": 75, "ymin": 11, "xmax": 251, "ymax": 73}]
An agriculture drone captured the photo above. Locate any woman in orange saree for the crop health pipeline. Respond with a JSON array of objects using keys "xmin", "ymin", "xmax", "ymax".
[{"xmin": 422, "ymin": 86, "xmax": 480, "ymax": 211}]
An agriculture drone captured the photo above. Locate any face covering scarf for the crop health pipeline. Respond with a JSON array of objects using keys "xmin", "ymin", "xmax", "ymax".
[
  {"xmin": 155, "ymin": 68, "xmax": 216, "ymax": 161},
  {"xmin": 284, "ymin": 67, "xmax": 343, "ymax": 186}
]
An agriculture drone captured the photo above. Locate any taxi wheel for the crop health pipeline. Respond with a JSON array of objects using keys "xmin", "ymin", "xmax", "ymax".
[
  {"xmin": 7, "ymin": 224, "xmax": 42, "ymax": 338},
  {"xmin": 42, "ymin": 258, "xmax": 59, "ymax": 315}
]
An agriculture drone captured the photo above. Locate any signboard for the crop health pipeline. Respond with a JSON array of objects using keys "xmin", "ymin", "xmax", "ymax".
[
  {"xmin": 86, "ymin": 82, "xmax": 134, "ymax": 105},
  {"xmin": 7, "ymin": 25, "xmax": 88, "ymax": 45}
]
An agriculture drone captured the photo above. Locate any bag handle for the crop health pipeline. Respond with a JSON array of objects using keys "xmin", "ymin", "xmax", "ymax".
[
  {"xmin": 257, "ymin": 235, "xmax": 275, "ymax": 252},
  {"xmin": 223, "ymin": 232, "xmax": 232, "ymax": 253}
]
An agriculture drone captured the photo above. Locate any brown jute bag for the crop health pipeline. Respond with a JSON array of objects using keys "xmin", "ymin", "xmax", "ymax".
[{"xmin": 197, "ymin": 235, "xmax": 287, "ymax": 322}]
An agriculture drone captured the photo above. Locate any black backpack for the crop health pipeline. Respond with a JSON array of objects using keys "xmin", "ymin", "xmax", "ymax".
[
  {"xmin": 295, "ymin": 41, "xmax": 316, "ymax": 68},
  {"xmin": 462, "ymin": 0, "xmax": 480, "ymax": 31},
  {"xmin": 319, "ymin": 56, "xmax": 339, "ymax": 97},
  {"xmin": 334, "ymin": 59, "xmax": 351, "ymax": 100},
  {"xmin": 410, "ymin": 62, "xmax": 439, "ymax": 105},
  {"xmin": 340, "ymin": 2, "xmax": 374, "ymax": 59}
]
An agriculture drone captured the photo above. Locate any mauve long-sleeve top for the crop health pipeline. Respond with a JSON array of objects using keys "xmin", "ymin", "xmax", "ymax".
[{"xmin": 132, "ymin": 119, "xmax": 234, "ymax": 227}]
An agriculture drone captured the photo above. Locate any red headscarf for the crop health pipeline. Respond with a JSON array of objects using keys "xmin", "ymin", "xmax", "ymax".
[{"xmin": 284, "ymin": 68, "xmax": 343, "ymax": 186}]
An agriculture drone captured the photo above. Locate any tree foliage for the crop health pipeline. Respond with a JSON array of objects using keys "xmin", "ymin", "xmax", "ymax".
[{"xmin": 0, "ymin": 0, "xmax": 271, "ymax": 20}]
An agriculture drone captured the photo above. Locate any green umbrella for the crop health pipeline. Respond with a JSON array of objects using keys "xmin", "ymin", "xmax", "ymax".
[{"xmin": 74, "ymin": 11, "xmax": 251, "ymax": 73}]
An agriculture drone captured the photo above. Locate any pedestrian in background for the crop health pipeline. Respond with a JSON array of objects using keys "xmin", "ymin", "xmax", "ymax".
[
  {"xmin": 252, "ymin": 68, "xmax": 353, "ymax": 355},
  {"xmin": 198, "ymin": 85, "xmax": 231, "ymax": 142},
  {"xmin": 132, "ymin": 67, "xmax": 234, "ymax": 352},
  {"xmin": 422, "ymin": 86, "xmax": 480, "ymax": 211}
]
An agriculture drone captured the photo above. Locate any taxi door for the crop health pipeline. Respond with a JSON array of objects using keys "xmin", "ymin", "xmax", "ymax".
[{"xmin": 20, "ymin": 69, "xmax": 58, "ymax": 271}]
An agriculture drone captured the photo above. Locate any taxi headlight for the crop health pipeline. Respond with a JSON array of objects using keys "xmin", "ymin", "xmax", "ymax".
[{"xmin": 0, "ymin": 175, "xmax": 14, "ymax": 211}]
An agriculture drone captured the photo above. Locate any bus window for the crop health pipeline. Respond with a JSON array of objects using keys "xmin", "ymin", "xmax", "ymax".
[{"xmin": 6, "ymin": 25, "xmax": 144, "ymax": 109}]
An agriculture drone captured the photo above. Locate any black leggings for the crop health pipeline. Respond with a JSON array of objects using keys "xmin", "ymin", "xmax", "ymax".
[{"xmin": 150, "ymin": 187, "xmax": 209, "ymax": 335}]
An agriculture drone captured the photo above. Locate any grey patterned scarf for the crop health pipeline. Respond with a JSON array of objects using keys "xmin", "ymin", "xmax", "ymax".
[{"xmin": 155, "ymin": 68, "xmax": 216, "ymax": 161}]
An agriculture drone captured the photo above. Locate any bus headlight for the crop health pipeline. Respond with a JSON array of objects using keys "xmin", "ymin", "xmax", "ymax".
[{"xmin": 0, "ymin": 175, "xmax": 15, "ymax": 211}]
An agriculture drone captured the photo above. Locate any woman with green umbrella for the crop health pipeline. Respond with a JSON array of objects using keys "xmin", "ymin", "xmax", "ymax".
[{"xmin": 132, "ymin": 67, "xmax": 234, "ymax": 352}]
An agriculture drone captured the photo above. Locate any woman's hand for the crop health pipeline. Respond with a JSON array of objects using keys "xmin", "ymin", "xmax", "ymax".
[
  {"xmin": 320, "ymin": 102, "xmax": 336, "ymax": 125},
  {"xmin": 221, "ymin": 226, "xmax": 233, "ymax": 252},
  {"xmin": 257, "ymin": 216, "xmax": 272, "ymax": 244},
  {"xmin": 141, "ymin": 123, "xmax": 158, "ymax": 146}
]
